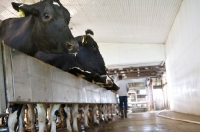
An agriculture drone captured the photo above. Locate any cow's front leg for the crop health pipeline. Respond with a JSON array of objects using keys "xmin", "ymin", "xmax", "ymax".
[
  {"xmin": 64, "ymin": 105, "xmax": 72, "ymax": 132},
  {"xmin": 57, "ymin": 105, "xmax": 66, "ymax": 128},
  {"xmin": 92, "ymin": 104, "xmax": 99, "ymax": 126},
  {"xmin": 111, "ymin": 104, "xmax": 114, "ymax": 117},
  {"xmin": 107, "ymin": 104, "xmax": 112, "ymax": 120},
  {"xmin": 84, "ymin": 104, "xmax": 89, "ymax": 129},
  {"xmin": 37, "ymin": 104, "xmax": 47, "ymax": 132},
  {"xmin": 8, "ymin": 104, "xmax": 23, "ymax": 132},
  {"xmin": 98, "ymin": 104, "xmax": 103, "ymax": 121},
  {"xmin": 50, "ymin": 104, "xmax": 61, "ymax": 132},
  {"xmin": 27, "ymin": 104, "xmax": 36, "ymax": 132},
  {"xmin": 102, "ymin": 104, "xmax": 108, "ymax": 123},
  {"xmin": 72, "ymin": 104, "xmax": 79, "ymax": 132},
  {"xmin": 18, "ymin": 105, "xmax": 25, "ymax": 132}
]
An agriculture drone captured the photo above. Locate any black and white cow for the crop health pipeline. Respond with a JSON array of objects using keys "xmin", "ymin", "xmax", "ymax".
[
  {"xmin": 0, "ymin": 0, "xmax": 78, "ymax": 56},
  {"xmin": 35, "ymin": 30, "xmax": 119, "ymax": 91},
  {"xmin": 34, "ymin": 30, "xmax": 119, "ymax": 131}
]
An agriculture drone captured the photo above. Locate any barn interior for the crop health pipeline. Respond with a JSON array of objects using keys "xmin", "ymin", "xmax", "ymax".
[{"xmin": 0, "ymin": 0, "xmax": 200, "ymax": 131}]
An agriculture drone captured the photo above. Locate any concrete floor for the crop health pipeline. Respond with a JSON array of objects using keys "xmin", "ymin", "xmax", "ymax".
[
  {"xmin": 86, "ymin": 111, "xmax": 200, "ymax": 132},
  {"xmin": 5, "ymin": 110, "xmax": 199, "ymax": 132}
]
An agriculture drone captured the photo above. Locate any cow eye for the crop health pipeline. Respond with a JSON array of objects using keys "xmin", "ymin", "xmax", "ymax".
[{"xmin": 43, "ymin": 12, "xmax": 50, "ymax": 19}]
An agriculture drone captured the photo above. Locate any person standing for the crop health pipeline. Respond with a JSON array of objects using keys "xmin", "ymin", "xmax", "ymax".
[{"xmin": 116, "ymin": 74, "xmax": 129, "ymax": 118}]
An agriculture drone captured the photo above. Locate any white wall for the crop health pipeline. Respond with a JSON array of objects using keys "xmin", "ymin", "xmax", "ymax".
[
  {"xmin": 98, "ymin": 43, "xmax": 165, "ymax": 68},
  {"xmin": 165, "ymin": 0, "xmax": 200, "ymax": 115}
]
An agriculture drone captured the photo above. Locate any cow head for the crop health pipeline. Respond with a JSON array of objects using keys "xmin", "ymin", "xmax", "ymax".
[
  {"xmin": 11, "ymin": 0, "xmax": 79, "ymax": 54},
  {"xmin": 69, "ymin": 30, "xmax": 119, "ymax": 91},
  {"xmin": 74, "ymin": 30, "xmax": 106, "ymax": 75}
]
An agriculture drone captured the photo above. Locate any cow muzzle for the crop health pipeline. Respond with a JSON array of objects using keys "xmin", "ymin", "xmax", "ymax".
[{"xmin": 66, "ymin": 40, "xmax": 79, "ymax": 54}]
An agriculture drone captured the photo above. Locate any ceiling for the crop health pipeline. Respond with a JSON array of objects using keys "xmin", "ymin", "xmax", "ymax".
[
  {"xmin": 0, "ymin": 0, "xmax": 182, "ymax": 80},
  {"xmin": 0, "ymin": 0, "xmax": 183, "ymax": 44}
]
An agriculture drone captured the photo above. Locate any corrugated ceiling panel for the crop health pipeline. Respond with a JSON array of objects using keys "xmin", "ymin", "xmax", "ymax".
[{"xmin": 0, "ymin": 0, "xmax": 183, "ymax": 44}]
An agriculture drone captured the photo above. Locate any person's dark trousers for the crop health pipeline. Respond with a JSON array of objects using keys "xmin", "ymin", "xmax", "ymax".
[{"xmin": 119, "ymin": 96, "xmax": 128, "ymax": 118}]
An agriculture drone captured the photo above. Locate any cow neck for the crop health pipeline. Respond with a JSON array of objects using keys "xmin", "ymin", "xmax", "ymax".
[{"xmin": 14, "ymin": 16, "xmax": 37, "ymax": 56}]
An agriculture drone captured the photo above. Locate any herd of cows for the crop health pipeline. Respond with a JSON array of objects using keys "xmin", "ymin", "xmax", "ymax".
[{"xmin": 0, "ymin": 0, "xmax": 119, "ymax": 131}]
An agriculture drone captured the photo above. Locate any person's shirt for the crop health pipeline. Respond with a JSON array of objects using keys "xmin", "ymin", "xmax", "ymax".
[{"xmin": 116, "ymin": 80, "xmax": 129, "ymax": 96}]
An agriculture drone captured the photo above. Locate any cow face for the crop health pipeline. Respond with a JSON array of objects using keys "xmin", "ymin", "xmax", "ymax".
[
  {"xmin": 75, "ymin": 35, "xmax": 106, "ymax": 75},
  {"xmin": 11, "ymin": 0, "xmax": 79, "ymax": 54}
]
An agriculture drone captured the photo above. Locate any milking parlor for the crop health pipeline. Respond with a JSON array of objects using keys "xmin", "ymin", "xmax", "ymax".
[{"xmin": 1, "ymin": 0, "xmax": 200, "ymax": 132}]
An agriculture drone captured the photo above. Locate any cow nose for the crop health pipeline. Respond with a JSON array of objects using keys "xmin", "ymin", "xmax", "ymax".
[
  {"xmin": 67, "ymin": 43, "xmax": 73, "ymax": 51},
  {"xmin": 66, "ymin": 40, "xmax": 79, "ymax": 54}
]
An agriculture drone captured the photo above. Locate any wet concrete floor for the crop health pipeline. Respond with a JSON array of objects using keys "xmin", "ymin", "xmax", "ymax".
[{"xmin": 88, "ymin": 111, "xmax": 200, "ymax": 132}]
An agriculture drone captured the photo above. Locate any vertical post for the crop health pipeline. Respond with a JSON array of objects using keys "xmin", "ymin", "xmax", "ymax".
[
  {"xmin": 0, "ymin": 41, "xmax": 7, "ymax": 116},
  {"xmin": 148, "ymin": 79, "xmax": 154, "ymax": 110}
]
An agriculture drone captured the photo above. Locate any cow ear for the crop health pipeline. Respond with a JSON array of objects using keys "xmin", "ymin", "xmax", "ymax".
[
  {"xmin": 81, "ymin": 36, "xmax": 87, "ymax": 45},
  {"xmin": 12, "ymin": 2, "xmax": 39, "ymax": 16}
]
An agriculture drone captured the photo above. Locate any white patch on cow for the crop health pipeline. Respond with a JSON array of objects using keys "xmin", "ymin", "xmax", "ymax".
[
  {"xmin": 69, "ymin": 67, "xmax": 84, "ymax": 72},
  {"xmin": 64, "ymin": 106, "xmax": 72, "ymax": 132},
  {"xmin": 19, "ymin": 4, "xmax": 23, "ymax": 7},
  {"xmin": 53, "ymin": 1, "xmax": 60, "ymax": 6},
  {"xmin": 72, "ymin": 104, "xmax": 79, "ymax": 131},
  {"xmin": 50, "ymin": 104, "xmax": 61, "ymax": 132},
  {"xmin": 8, "ymin": 111, "xmax": 18, "ymax": 132},
  {"xmin": 92, "ymin": 104, "xmax": 99, "ymax": 125},
  {"xmin": 84, "ymin": 104, "xmax": 89, "ymax": 128},
  {"xmin": 37, "ymin": 104, "xmax": 47, "ymax": 132},
  {"xmin": 102, "ymin": 104, "xmax": 108, "ymax": 122},
  {"xmin": 69, "ymin": 52, "xmax": 77, "ymax": 55},
  {"xmin": 85, "ymin": 71, "xmax": 91, "ymax": 74},
  {"xmin": 69, "ymin": 67, "xmax": 91, "ymax": 74}
]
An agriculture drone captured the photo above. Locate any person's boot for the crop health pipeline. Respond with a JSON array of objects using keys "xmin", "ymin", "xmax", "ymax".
[
  {"xmin": 120, "ymin": 110, "xmax": 124, "ymax": 118},
  {"xmin": 124, "ymin": 110, "xmax": 127, "ymax": 118}
]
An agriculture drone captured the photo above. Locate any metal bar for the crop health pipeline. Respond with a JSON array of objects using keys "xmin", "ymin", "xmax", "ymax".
[{"xmin": 0, "ymin": 41, "xmax": 7, "ymax": 115}]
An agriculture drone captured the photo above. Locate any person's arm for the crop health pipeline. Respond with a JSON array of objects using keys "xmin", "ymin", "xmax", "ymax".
[{"xmin": 126, "ymin": 83, "xmax": 129, "ymax": 92}]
